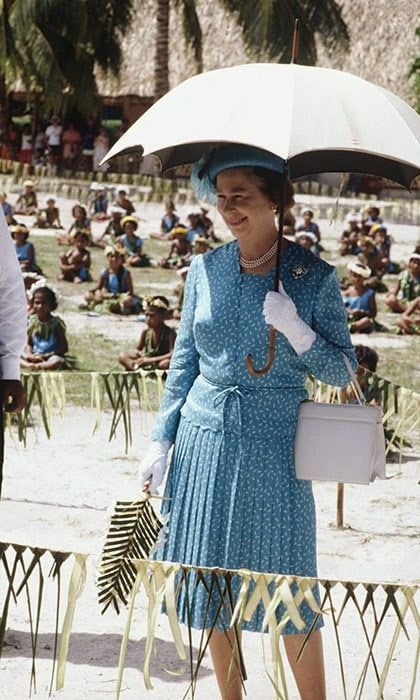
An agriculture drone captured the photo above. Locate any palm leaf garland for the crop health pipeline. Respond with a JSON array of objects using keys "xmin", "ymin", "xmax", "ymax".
[
  {"xmin": 0, "ymin": 544, "xmax": 418, "ymax": 698},
  {"xmin": 5, "ymin": 370, "xmax": 418, "ymax": 462},
  {"xmin": 97, "ymin": 495, "xmax": 164, "ymax": 614},
  {"xmin": 0, "ymin": 543, "xmax": 79, "ymax": 697}
]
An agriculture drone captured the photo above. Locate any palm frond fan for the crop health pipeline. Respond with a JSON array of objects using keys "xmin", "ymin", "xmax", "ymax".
[{"xmin": 97, "ymin": 495, "xmax": 163, "ymax": 614}]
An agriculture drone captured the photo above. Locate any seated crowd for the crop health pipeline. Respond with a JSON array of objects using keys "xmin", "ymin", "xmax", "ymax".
[{"xmin": 3, "ymin": 180, "xmax": 418, "ymax": 375}]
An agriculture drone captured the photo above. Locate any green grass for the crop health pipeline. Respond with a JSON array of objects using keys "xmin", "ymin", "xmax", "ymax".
[
  {"xmin": 28, "ymin": 231, "xmax": 420, "ymax": 410},
  {"xmin": 30, "ymin": 235, "xmax": 179, "ymax": 407}
]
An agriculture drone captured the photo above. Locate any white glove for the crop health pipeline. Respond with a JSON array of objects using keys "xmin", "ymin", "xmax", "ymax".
[
  {"xmin": 263, "ymin": 283, "xmax": 316, "ymax": 355},
  {"xmin": 138, "ymin": 439, "xmax": 172, "ymax": 494}
]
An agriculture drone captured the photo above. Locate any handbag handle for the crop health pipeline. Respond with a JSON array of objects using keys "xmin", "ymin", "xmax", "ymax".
[{"xmin": 342, "ymin": 353, "xmax": 366, "ymax": 405}]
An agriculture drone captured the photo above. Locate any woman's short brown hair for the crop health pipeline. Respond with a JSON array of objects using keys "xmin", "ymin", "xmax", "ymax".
[{"xmin": 251, "ymin": 167, "xmax": 295, "ymax": 214}]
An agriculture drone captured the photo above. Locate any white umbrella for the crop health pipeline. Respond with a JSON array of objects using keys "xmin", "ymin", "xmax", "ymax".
[
  {"xmin": 103, "ymin": 63, "xmax": 420, "ymax": 375},
  {"xmin": 103, "ymin": 63, "xmax": 420, "ymax": 188}
]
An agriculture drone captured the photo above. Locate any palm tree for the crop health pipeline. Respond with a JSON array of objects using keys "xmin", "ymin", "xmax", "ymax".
[
  {"xmin": 152, "ymin": 0, "xmax": 349, "ymax": 101},
  {"xmin": 0, "ymin": 0, "xmax": 134, "ymax": 123}
]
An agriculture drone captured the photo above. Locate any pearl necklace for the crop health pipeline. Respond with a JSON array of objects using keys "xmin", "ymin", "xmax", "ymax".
[{"xmin": 239, "ymin": 239, "xmax": 278, "ymax": 269}]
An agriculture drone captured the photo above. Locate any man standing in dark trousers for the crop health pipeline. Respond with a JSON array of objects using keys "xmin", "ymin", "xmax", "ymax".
[{"xmin": 0, "ymin": 208, "xmax": 27, "ymax": 497}]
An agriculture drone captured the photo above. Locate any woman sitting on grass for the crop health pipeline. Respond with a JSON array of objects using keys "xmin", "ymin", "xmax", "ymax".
[
  {"xmin": 58, "ymin": 231, "xmax": 91, "ymax": 283},
  {"xmin": 21, "ymin": 285, "xmax": 68, "ymax": 371},
  {"xmin": 84, "ymin": 246, "xmax": 141, "ymax": 315},
  {"xmin": 342, "ymin": 261, "xmax": 377, "ymax": 333},
  {"xmin": 118, "ymin": 296, "xmax": 176, "ymax": 371}
]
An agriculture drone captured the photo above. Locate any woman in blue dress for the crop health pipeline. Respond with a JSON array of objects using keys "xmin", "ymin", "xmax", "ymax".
[{"xmin": 139, "ymin": 145, "xmax": 356, "ymax": 700}]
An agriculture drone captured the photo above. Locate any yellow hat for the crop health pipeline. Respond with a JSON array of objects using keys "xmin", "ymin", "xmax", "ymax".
[
  {"xmin": 168, "ymin": 225, "xmax": 188, "ymax": 239},
  {"xmin": 121, "ymin": 215, "xmax": 138, "ymax": 228},
  {"xmin": 104, "ymin": 245, "xmax": 123, "ymax": 257},
  {"xmin": 23, "ymin": 179, "xmax": 35, "ymax": 187}
]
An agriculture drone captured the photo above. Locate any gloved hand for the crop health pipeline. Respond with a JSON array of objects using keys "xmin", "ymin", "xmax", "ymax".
[
  {"xmin": 138, "ymin": 439, "xmax": 172, "ymax": 494},
  {"xmin": 263, "ymin": 282, "xmax": 316, "ymax": 355}
]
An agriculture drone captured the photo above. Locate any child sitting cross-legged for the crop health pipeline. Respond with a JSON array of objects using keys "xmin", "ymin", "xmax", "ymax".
[
  {"xmin": 58, "ymin": 231, "xmax": 91, "ymax": 283},
  {"xmin": 12, "ymin": 224, "xmax": 39, "ymax": 274},
  {"xmin": 342, "ymin": 261, "xmax": 377, "ymax": 333},
  {"xmin": 118, "ymin": 296, "xmax": 176, "ymax": 371},
  {"xmin": 21, "ymin": 285, "xmax": 68, "ymax": 371},
  {"xmin": 84, "ymin": 246, "xmax": 141, "ymax": 315},
  {"xmin": 386, "ymin": 252, "xmax": 420, "ymax": 313}
]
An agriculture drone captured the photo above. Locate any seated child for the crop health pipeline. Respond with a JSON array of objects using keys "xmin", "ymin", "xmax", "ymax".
[
  {"xmin": 21, "ymin": 285, "xmax": 68, "ymax": 370},
  {"xmin": 57, "ymin": 204, "xmax": 91, "ymax": 246},
  {"xmin": 186, "ymin": 211, "xmax": 206, "ymax": 243},
  {"xmin": 395, "ymin": 298, "xmax": 420, "ymax": 335},
  {"xmin": 159, "ymin": 226, "xmax": 192, "ymax": 268},
  {"xmin": 12, "ymin": 224, "xmax": 39, "ymax": 273},
  {"xmin": 199, "ymin": 206, "xmax": 216, "ymax": 240},
  {"xmin": 357, "ymin": 237, "xmax": 383, "ymax": 283},
  {"xmin": 59, "ymin": 231, "xmax": 91, "ymax": 283},
  {"xmin": 295, "ymin": 230, "xmax": 319, "ymax": 256},
  {"xmin": 160, "ymin": 200, "xmax": 179, "ymax": 237},
  {"xmin": 84, "ymin": 247, "xmax": 141, "ymax": 315},
  {"xmin": 35, "ymin": 197, "xmax": 62, "ymax": 229},
  {"xmin": 342, "ymin": 261, "xmax": 376, "ymax": 333},
  {"xmin": 116, "ymin": 188, "xmax": 135, "ymax": 215},
  {"xmin": 89, "ymin": 185, "xmax": 109, "ymax": 221},
  {"xmin": 339, "ymin": 213, "xmax": 361, "ymax": 256},
  {"xmin": 94, "ymin": 205, "xmax": 125, "ymax": 248},
  {"xmin": 341, "ymin": 344, "xmax": 380, "ymax": 404},
  {"xmin": 0, "ymin": 191, "xmax": 16, "ymax": 225},
  {"xmin": 173, "ymin": 267, "xmax": 189, "ymax": 320},
  {"xmin": 386, "ymin": 252, "xmax": 420, "ymax": 313},
  {"xmin": 297, "ymin": 208, "xmax": 322, "ymax": 249},
  {"xmin": 118, "ymin": 296, "xmax": 176, "ymax": 371},
  {"xmin": 14, "ymin": 180, "xmax": 38, "ymax": 215},
  {"xmin": 118, "ymin": 216, "xmax": 150, "ymax": 267}
]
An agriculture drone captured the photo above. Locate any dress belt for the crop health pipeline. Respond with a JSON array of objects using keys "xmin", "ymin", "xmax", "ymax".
[{"xmin": 200, "ymin": 375, "xmax": 305, "ymax": 436}]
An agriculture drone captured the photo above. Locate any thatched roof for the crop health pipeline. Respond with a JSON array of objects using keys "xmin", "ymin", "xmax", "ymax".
[{"xmin": 97, "ymin": 0, "xmax": 418, "ymax": 104}]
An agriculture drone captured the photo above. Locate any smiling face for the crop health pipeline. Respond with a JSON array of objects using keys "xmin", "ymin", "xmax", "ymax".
[
  {"xmin": 216, "ymin": 168, "xmax": 276, "ymax": 243},
  {"xmin": 33, "ymin": 291, "xmax": 52, "ymax": 321},
  {"xmin": 123, "ymin": 221, "xmax": 137, "ymax": 237}
]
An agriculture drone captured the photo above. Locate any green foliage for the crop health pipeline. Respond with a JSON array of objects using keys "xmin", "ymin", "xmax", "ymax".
[
  {"xmin": 221, "ymin": 0, "xmax": 349, "ymax": 65},
  {"xmin": 0, "ymin": 0, "xmax": 135, "ymax": 116},
  {"xmin": 409, "ymin": 27, "xmax": 420, "ymax": 112}
]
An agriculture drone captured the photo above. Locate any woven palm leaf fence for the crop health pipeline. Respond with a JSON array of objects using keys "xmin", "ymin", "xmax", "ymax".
[
  {"xmin": 8, "ymin": 370, "xmax": 420, "ymax": 461},
  {"xmin": 0, "ymin": 543, "xmax": 418, "ymax": 699}
]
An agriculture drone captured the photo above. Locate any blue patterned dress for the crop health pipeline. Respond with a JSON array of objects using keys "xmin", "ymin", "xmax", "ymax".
[{"xmin": 153, "ymin": 240, "xmax": 356, "ymax": 633}]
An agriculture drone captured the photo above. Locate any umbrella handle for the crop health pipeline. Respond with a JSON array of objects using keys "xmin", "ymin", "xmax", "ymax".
[{"xmin": 245, "ymin": 327, "xmax": 277, "ymax": 376}]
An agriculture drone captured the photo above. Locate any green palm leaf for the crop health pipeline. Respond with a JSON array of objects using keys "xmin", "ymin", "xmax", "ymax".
[{"xmin": 97, "ymin": 496, "xmax": 163, "ymax": 614}]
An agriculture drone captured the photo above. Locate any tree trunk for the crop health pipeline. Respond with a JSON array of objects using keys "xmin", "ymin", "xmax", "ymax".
[
  {"xmin": 0, "ymin": 74, "xmax": 10, "ymax": 125},
  {"xmin": 154, "ymin": 0, "xmax": 170, "ymax": 102}
]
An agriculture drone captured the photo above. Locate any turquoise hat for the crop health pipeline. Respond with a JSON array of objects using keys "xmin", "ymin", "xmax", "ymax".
[{"xmin": 191, "ymin": 144, "xmax": 286, "ymax": 203}]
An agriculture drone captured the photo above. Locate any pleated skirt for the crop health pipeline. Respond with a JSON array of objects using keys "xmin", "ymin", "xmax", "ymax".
[{"xmin": 157, "ymin": 415, "xmax": 323, "ymax": 634}]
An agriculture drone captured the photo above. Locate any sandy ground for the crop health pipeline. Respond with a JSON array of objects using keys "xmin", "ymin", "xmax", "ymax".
[
  {"xmin": 0, "ymin": 408, "xmax": 418, "ymax": 700},
  {"xmin": 0, "ymin": 192, "xmax": 419, "ymax": 699}
]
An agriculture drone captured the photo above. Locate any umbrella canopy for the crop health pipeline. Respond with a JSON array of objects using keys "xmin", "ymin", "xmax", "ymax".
[{"xmin": 103, "ymin": 63, "xmax": 420, "ymax": 189}]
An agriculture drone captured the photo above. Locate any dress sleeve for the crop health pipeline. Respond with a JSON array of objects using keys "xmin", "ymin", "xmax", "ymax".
[
  {"xmin": 152, "ymin": 257, "xmax": 200, "ymax": 442},
  {"xmin": 298, "ymin": 265, "xmax": 357, "ymax": 387},
  {"xmin": 0, "ymin": 209, "xmax": 27, "ymax": 379}
]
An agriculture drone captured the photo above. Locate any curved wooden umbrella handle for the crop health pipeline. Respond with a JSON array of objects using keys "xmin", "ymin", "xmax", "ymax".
[{"xmin": 245, "ymin": 326, "xmax": 277, "ymax": 376}]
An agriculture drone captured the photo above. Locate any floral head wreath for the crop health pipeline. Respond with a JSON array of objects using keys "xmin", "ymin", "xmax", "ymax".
[
  {"xmin": 142, "ymin": 296, "xmax": 170, "ymax": 312},
  {"xmin": 27, "ymin": 279, "xmax": 61, "ymax": 304}
]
